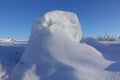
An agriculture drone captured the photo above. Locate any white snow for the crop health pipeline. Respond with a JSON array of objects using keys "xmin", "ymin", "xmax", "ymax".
[
  {"xmin": 22, "ymin": 64, "xmax": 40, "ymax": 80},
  {"xmin": 0, "ymin": 63, "xmax": 8, "ymax": 80},
  {"xmin": 0, "ymin": 10, "xmax": 120, "ymax": 80},
  {"xmin": 0, "ymin": 38, "xmax": 27, "ymax": 46},
  {"xmin": 32, "ymin": 10, "xmax": 82, "ymax": 42},
  {"xmin": 0, "ymin": 38, "xmax": 14, "ymax": 46}
]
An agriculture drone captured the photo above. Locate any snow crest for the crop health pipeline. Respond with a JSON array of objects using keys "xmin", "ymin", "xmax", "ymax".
[{"xmin": 32, "ymin": 10, "xmax": 82, "ymax": 42}]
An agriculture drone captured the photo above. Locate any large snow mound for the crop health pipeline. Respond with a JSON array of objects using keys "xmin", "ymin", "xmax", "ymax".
[{"xmin": 9, "ymin": 10, "xmax": 120, "ymax": 80}]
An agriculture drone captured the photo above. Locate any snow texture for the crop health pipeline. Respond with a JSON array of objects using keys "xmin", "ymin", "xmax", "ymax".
[
  {"xmin": 22, "ymin": 64, "xmax": 40, "ymax": 80},
  {"xmin": 32, "ymin": 10, "xmax": 82, "ymax": 42},
  {"xmin": 2, "ymin": 10, "xmax": 120, "ymax": 80},
  {"xmin": 0, "ymin": 63, "xmax": 8, "ymax": 80}
]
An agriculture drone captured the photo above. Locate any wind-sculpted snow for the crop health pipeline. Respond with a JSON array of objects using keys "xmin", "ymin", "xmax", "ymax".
[
  {"xmin": 32, "ymin": 10, "xmax": 82, "ymax": 42},
  {"xmin": 8, "ymin": 10, "xmax": 120, "ymax": 80}
]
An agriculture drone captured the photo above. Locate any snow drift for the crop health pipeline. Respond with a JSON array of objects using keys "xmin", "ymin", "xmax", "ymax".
[{"xmin": 9, "ymin": 10, "xmax": 119, "ymax": 80}]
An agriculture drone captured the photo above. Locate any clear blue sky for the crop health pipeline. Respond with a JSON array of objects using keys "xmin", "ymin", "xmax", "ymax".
[{"xmin": 0, "ymin": 0, "xmax": 120, "ymax": 39}]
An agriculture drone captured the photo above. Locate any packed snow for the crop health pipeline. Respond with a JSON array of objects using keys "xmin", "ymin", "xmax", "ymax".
[{"xmin": 0, "ymin": 10, "xmax": 120, "ymax": 80}]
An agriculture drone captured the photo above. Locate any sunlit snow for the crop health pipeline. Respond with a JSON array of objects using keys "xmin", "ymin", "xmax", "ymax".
[{"xmin": 0, "ymin": 10, "xmax": 120, "ymax": 80}]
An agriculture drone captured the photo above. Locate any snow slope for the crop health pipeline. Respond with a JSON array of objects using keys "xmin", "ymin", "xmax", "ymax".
[
  {"xmin": 82, "ymin": 38, "xmax": 120, "ymax": 72},
  {"xmin": 0, "ymin": 46, "xmax": 25, "ymax": 80},
  {"xmin": 0, "ymin": 39, "xmax": 26, "ymax": 80},
  {"xmin": 1, "ymin": 10, "xmax": 119, "ymax": 80}
]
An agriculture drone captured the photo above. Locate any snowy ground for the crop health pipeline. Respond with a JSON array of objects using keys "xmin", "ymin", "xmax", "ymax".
[
  {"xmin": 0, "ymin": 10, "xmax": 120, "ymax": 80},
  {"xmin": 0, "ymin": 39, "xmax": 120, "ymax": 80}
]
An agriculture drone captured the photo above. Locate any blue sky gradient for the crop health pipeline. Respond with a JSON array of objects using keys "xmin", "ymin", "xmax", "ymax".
[{"xmin": 0, "ymin": 0, "xmax": 120, "ymax": 39}]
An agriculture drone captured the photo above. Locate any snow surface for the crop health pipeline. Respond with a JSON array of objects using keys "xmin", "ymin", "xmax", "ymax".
[
  {"xmin": 0, "ymin": 10, "xmax": 120, "ymax": 80},
  {"xmin": 0, "ymin": 38, "xmax": 27, "ymax": 46}
]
